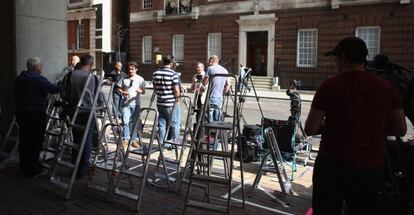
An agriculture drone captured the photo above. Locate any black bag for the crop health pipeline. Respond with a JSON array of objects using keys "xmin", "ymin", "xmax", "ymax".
[
  {"xmin": 236, "ymin": 135, "xmax": 259, "ymax": 163},
  {"xmin": 262, "ymin": 117, "xmax": 295, "ymax": 153},
  {"xmin": 243, "ymin": 124, "xmax": 261, "ymax": 139}
]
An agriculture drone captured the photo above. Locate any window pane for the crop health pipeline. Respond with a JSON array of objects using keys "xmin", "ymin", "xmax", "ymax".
[
  {"xmin": 143, "ymin": 0, "xmax": 152, "ymax": 9},
  {"xmin": 297, "ymin": 29, "xmax": 317, "ymax": 67},
  {"xmin": 356, "ymin": 26, "xmax": 380, "ymax": 60},
  {"xmin": 208, "ymin": 33, "xmax": 221, "ymax": 59},
  {"xmin": 173, "ymin": 35, "xmax": 184, "ymax": 62},
  {"xmin": 142, "ymin": 36, "xmax": 152, "ymax": 63}
]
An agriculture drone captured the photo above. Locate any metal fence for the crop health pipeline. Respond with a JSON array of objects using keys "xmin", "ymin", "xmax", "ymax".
[{"xmin": 275, "ymin": 64, "xmax": 338, "ymax": 90}]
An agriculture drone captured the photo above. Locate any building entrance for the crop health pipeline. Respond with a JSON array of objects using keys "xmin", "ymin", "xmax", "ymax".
[{"xmin": 246, "ymin": 31, "xmax": 268, "ymax": 76}]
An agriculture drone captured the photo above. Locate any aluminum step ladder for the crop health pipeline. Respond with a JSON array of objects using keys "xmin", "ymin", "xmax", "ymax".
[
  {"xmin": 183, "ymin": 74, "xmax": 245, "ymax": 214},
  {"xmin": 0, "ymin": 117, "xmax": 19, "ymax": 169},
  {"xmin": 86, "ymin": 83, "xmax": 126, "ymax": 200},
  {"xmin": 152, "ymin": 95, "xmax": 194, "ymax": 188},
  {"xmin": 110, "ymin": 107, "xmax": 166, "ymax": 211},
  {"xmin": 41, "ymin": 97, "xmax": 70, "ymax": 169},
  {"xmin": 49, "ymin": 71, "xmax": 105, "ymax": 199},
  {"xmin": 251, "ymin": 127, "xmax": 293, "ymax": 207}
]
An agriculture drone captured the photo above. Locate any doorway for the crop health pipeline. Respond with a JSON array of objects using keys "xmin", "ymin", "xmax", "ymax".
[{"xmin": 246, "ymin": 31, "xmax": 268, "ymax": 76}]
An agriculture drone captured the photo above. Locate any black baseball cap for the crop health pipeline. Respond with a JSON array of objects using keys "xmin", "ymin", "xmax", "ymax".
[{"xmin": 324, "ymin": 36, "xmax": 368, "ymax": 58}]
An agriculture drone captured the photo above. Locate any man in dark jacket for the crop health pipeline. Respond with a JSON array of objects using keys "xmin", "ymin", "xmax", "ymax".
[{"xmin": 15, "ymin": 57, "xmax": 61, "ymax": 177}]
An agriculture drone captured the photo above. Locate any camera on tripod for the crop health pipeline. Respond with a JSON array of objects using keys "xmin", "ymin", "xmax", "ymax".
[
  {"xmin": 286, "ymin": 80, "xmax": 301, "ymax": 116},
  {"xmin": 195, "ymin": 74, "xmax": 203, "ymax": 82}
]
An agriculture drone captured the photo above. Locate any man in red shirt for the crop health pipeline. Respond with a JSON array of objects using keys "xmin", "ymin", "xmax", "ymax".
[{"xmin": 305, "ymin": 37, "xmax": 407, "ymax": 215}]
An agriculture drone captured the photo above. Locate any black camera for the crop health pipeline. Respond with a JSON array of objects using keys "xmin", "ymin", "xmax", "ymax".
[{"xmin": 195, "ymin": 74, "xmax": 203, "ymax": 81}]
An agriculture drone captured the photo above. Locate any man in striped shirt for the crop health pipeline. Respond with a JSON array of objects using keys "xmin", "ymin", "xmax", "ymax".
[{"xmin": 152, "ymin": 55, "xmax": 181, "ymax": 148}]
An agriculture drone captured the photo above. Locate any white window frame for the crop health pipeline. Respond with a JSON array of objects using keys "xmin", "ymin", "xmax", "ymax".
[
  {"xmin": 173, "ymin": 34, "xmax": 184, "ymax": 62},
  {"xmin": 355, "ymin": 26, "xmax": 381, "ymax": 60},
  {"xmin": 296, "ymin": 29, "xmax": 318, "ymax": 68},
  {"xmin": 77, "ymin": 23, "xmax": 84, "ymax": 49},
  {"xmin": 143, "ymin": 0, "xmax": 152, "ymax": 9},
  {"xmin": 208, "ymin": 33, "xmax": 222, "ymax": 60},
  {"xmin": 142, "ymin": 36, "xmax": 152, "ymax": 64}
]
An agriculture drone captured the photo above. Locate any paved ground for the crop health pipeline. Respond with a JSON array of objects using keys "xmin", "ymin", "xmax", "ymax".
[{"xmin": 1, "ymin": 86, "xmax": 413, "ymax": 215}]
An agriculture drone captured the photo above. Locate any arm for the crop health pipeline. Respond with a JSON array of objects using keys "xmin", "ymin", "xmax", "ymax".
[
  {"xmin": 41, "ymin": 77, "xmax": 61, "ymax": 94},
  {"xmin": 387, "ymin": 109, "xmax": 407, "ymax": 137},
  {"xmin": 137, "ymin": 80, "xmax": 146, "ymax": 95},
  {"xmin": 202, "ymin": 76, "xmax": 209, "ymax": 86},
  {"xmin": 173, "ymin": 84, "xmax": 180, "ymax": 103},
  {"xmin": 305, "ymin": 107, "xmax": 325, "ymax": 136},
  {"xmin": 223, "ymin": 78, "xmax": 230, "ymax": 94}
]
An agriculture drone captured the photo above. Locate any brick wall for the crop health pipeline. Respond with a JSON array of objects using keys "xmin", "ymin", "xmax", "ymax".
[{"xmin": 129, "ymin": 2, "xmax": 414, "ymax": 85}]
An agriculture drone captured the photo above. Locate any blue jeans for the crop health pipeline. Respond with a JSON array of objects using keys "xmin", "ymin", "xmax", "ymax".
[
  {"xmin": 122, "ymin": 104, "xmax": 140, "ymax": 141},
  {"xmin": 157, "ymin": 104, "xmax": 180, "ymax": 145},
  {"xmin": 112, "ymin": 93, "xmax": 122, "ymax": 118},
  {"xmin": 209, "ymin": 97, "xmax": 223, "ymax": 122}
]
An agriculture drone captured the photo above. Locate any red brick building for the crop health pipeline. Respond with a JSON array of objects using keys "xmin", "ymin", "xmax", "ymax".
[
  {"xmin": 67, "ymin": 0, "xmax": 128, "ymax": 71},
  {"xmin": 129, "ymin": 0, "xmax": 413, "ymax": 89}
]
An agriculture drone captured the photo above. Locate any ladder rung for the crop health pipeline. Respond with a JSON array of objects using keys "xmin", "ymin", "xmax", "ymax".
[
  {"xmin": 186, "ymin": 200, "xmax": 227, "ymax": 213},
  {"xmin": 204, "ymin": 122, "xmax": 233, "ymax": 130},
  {"xmin": 63, "ymin": 142, "xmax": 80, "ymax": 150},
  {"xmin": 47, "ymin": 115, "xmax": 61, "ymax": 120},
  {"xmin": 163, "ymin": 140, "xmax": 183, "ymax": 146},
  {"xmin": 164, "ymin": 157, "xmax": 180, "ymax": 164},
  {"xmin": 5, "ymin": 136, "xmax": 18, "ymax": 142},
  {"xmin": 181, "ymin": 178, "xmax": 208, "ymax": 188},
  {"xmin": 129, "ymin": 145, "xmax": 158, "ymax": 155},
  {"xmin": 42, "ymin": 147, "xmax": 56, "ymax": 152},
  {"xmin": 56, "ymin": 160, "xmax": 75, "ymax": 169},
  {"xmin": 45, "ymin": 130, "xmax": 61, "ymax": 136},
  {"xmin": 50, "ymin": 177, "xmax": 69, "ymax": 189},
  {"xmin": 195, "ymin": 149, "xmax": 232, "ymax": 158},
  {"xmin": 71, "ymin": 124, "xmax": 86, "ymax": 130},
  {"xmin": 191, "ymin": 174, "xmax": 229, "ymax": 185},
  {"xmin": 120, "ymin": 169, "xmax": 144, "ymax": 178},
  {"xmin": 114, "ymin": 188, "xmax": 138, "ymax": 200}
]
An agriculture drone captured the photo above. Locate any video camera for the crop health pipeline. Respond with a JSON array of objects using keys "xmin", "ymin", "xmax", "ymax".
[
  {"xmin": 286, "ymin": 80, "xmax": 301, "ymax": 116},
  {"xmin": 195, "ymin": 74, "xmax": 203, "ymax": 82}
]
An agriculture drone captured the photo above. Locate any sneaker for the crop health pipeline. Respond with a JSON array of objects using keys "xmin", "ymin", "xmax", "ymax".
[
  {"xmin": 132, "ymin": 140, "xmax": 140, "ymax": 148},
  {"xmin": 123, "ymin": 140, "xmax": 129, "ymax": 148},
  {"xmin": 32, "ymin": 169, "xmax": 48, "ymax": 178}
]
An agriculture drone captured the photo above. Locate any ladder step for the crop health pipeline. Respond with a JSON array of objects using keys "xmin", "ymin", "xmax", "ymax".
[
  {"xmin": 45, "ymin": 130, "xmax": 61, "ymax": 136},
  {"xmin": 5, "ymin": 136, "xmax": 18, "ymax": 142},
  {"xmin": 191, "ymin": 174, "xmax": 229, "ymax": 185},
  {"xmin": 50, "ymin": 177, "xmax": 69, "ymax": 189},
  {"xmin": 121, "ymin": 169, "xmax": 144, "ymax": 178},
  {"xmin": 181, "ymin": 178, "xmax": 208, "ymax": 188},
  {"xmin": 164, "ymin": 157, "xmax": 180, "ymax": 164},
  {"xmin": 186, "ymin": 200, "xmax": 227, "ymax": 213},
  {"xmin": 204, "ymin": 122, "xmax": 233, "ymax": 130},
  {"xmin": 56, "ymin": 160, "xmax": 75, "ymax": 169},
  {"xmin": 114, "ymin": 188, "xmax": 138, "ymax": 200},
  {"xmin": 163, "ymin": 140, "xmax": 183, "ymax": 146},
  {"xmin": 63, "ymin": 142, "xmax": 80, "ymax": 150},
  {"xmin": 71, "ymin": 124, "xmax": 86, "ymax": 130},
  {"xmin": 196, "ymin": 149, "xmax": 232, "ymax": 158}
]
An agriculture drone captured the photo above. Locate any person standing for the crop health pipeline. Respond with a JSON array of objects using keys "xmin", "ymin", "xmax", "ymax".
[
  {"xmin": 202, "ymin": 55, "xmax": 230, "ymax": 122},
  {"xmin": 117, "ymin": 61, "xmax": 145, "ymax": 148},
  {"xmin": 191, "ymin": 62, "xmax": 206, "ymax": 122},
  {"xmin": 63, "ymin": 54, "xmax": 100, "ymax": 178},
  {"xmin": 15, "ymin": 57, "xmax": 61, "ymax": 177},
  {"xmin": 305, "ymin": 37, "xmax": 407, "ymax": 215},
  {"xmin": 152, "ymin": 55, "xmax": 180, "ymax": 149},
  {"xmin": 109, "ymin": 62, "xmax": 127, "ymax": 118}
]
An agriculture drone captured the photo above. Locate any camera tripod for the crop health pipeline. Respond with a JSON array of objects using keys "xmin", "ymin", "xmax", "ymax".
[{"xmin": 222, "ymin": 67, "xmax": 264, "ymax": 124}]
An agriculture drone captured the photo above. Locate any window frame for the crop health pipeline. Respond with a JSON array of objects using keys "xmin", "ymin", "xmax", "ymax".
[
  {"xmin": 76, "ymin": 23, "xmax": 84, "ymax": 49},
  {"xmin": 296, "ymin": 28, "xmax": 318, "ymax": 68},
  {"xmin": 142, "ymin": 0, "xmax": 153, "ymax": 9},
  {"xmin": 142, "ymin": 36, "xmax": 152, "ymax": 64},
  {"xmin": 172, "ymin": 34, "xmax": 184, "ymax": 63},
  {"xmin": 207, "ymin": 32, "xmax": 222, "ymax": 60},
  {"xmin": 355, "ymin": 26, "xmax": 381, "ymax": 60}
]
